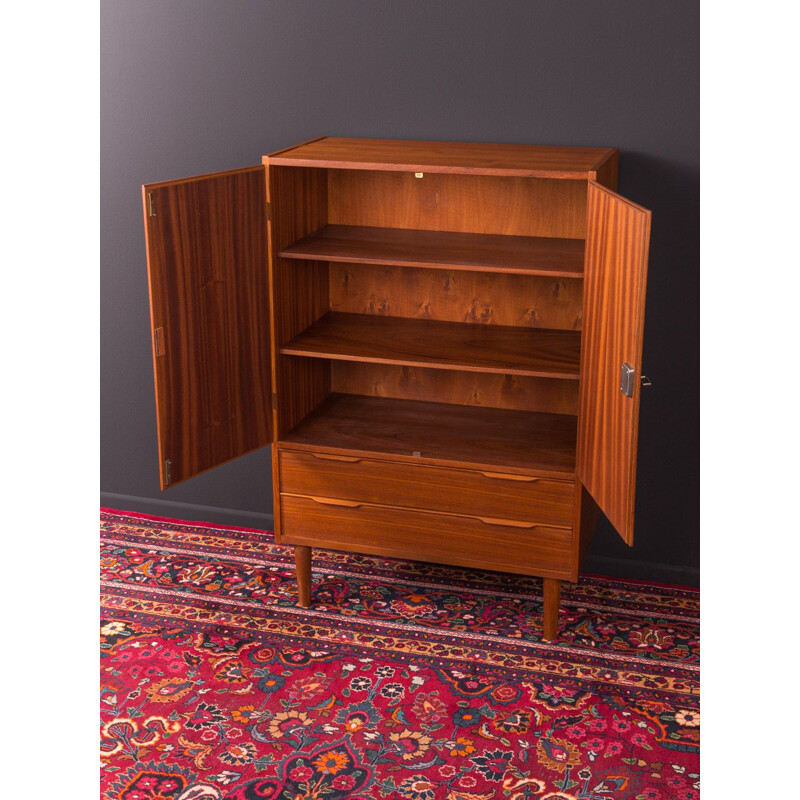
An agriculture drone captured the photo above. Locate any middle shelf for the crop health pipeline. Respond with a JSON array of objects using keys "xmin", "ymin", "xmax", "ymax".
[{"xmin": 280, "ymin": 312, "xmax": 582, "ymax": 379}]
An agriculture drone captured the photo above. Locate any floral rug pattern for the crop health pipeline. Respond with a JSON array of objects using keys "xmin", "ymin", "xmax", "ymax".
[{"xmin": 100, "ymin": 510, "xmax": 699, "ymax": 799}]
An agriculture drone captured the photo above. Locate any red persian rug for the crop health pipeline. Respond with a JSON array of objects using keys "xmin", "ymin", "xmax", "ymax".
[{"xmin": 100, "ymin": 509, "xmax": 699, "ymax": 800}]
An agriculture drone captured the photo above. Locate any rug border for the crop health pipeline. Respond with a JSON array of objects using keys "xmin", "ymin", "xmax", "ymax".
[
  {"xmin": 102, "ymin": 507, "xmax": 699, "ymax": 593},
  {"xmin": 101, "ymin": 506, "xmax": 270, "ymax": 534}
]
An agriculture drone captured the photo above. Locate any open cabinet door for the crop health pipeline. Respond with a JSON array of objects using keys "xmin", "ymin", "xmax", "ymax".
[
  {"xmin": 143, "ymin": 166, "xmax": 272, "ymax": 489},
  {"xmin": 577, "ymin": 181, "xmax": 651, "ymax": 545}
]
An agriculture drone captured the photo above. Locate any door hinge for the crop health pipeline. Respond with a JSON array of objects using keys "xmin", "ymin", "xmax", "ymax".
[
  {"xmin": 148, "ymin": 193, "xmax": 156, "ymax": 217},
  {"xmin": 164, "ymin": 459, "xmax": 172, "ymax": 486},
  {"xmin": 153, "ymin": 327, "xmax": 165, "ymax": 356},
  {"xmin": 620, "ymin": 363, "xmax": 635, "ymax": 397}
]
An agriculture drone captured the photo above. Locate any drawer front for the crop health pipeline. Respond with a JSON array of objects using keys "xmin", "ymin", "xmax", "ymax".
[
  {"xmin": 280, "ymin": 494, "xmax": 574, "ymax": 578},
  {"xmin": 279, "ymin": 449, "xmax": 574, "ymax": 526}
]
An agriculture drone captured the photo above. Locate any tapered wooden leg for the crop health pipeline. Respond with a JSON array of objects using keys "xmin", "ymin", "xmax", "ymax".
[
  {"xmin": 294, "ymin": 545, "xmax": 312, "ymax": 608},
  {"xmin": 542, "ymin": 578, "xmax": 562, "ymax": 641}
]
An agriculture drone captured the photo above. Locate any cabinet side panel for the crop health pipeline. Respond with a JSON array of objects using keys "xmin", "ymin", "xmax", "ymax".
[
  {"xmin": 577, "ymin": 183, "xmax": 651, "ymax": 545},
  {"xmin": 574, "ymin": 479, "xmax": 601, "ymax": 578},
  {"xmin": 271, "ymin": 443, "xmax": 282, "ymax": 541},
  {"xmin": 268, "ymin": 165, "xmax": 331, "ymax": 435},
  {"xmin": 328, "ymin": 171, "xmax": 587, "ymax": 239},
  {"xmin": 143, "ymin": 167, "xmax": 272, "ymax": 488}
]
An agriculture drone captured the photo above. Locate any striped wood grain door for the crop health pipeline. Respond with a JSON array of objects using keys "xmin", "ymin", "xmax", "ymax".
[
  {"xmin": 577, "ymin": 182, "xmax": 651, "ymax": 545},
  {"xmin": 142, "ymin": 166, "xmax": 273, "ymax": 489}
]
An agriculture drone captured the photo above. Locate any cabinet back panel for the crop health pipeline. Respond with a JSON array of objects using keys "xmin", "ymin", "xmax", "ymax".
[
  {"xmin": 327, "ymin": 170, "xmax": 587, "ymax": 239},
  {"xmin": 331, "ymin": 362, "xmax": 578, "ymax": 416},
  {"xmin": 329, "ymin": 263, "xmax": 582, "ymax": 331}
]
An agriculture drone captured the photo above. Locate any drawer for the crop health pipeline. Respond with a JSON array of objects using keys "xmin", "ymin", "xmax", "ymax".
[
  {"xmin": 278, "ymin": 449, "xmax": 574, "ymax": 527},
  {"xmin": 279, "ymin": 494, "xmax": 574, "ymax": 578}
]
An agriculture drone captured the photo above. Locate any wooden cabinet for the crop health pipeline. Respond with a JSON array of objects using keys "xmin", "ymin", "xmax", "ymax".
[{"xmin": 142, "ymin": 137, "xmax": 651, "ymax": 640}]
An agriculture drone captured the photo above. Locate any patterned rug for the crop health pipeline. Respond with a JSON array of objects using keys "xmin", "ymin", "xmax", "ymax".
[{"xmin": 100, "ymin": 509, "xmax": 699, "ymax": 800}]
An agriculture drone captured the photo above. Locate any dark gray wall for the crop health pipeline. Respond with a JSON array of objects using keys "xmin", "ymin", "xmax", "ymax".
[{"xmin": 101, "ymin": 0, "xmax": 698, "ymax": 583}]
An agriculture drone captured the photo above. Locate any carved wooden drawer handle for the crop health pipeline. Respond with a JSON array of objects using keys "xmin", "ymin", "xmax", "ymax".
[
  {"xmin": 476, "ymin": 516, "xmax": 538, "ymax": 529},
  {"xmin": 311, "ymin": 453, "xmax": 363, "ymax": 463},
  {"xmin": 480, "ymin": 471, "xmax": 539, "ymax": 483},
  {"xmin": 308, "ymin": 496, "xmax": 363, "ymax": 508}
]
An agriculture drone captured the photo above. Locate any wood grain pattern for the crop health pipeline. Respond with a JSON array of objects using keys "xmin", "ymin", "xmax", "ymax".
[
  {"xmin": 281, "ymin": 225, "xmax": 585, "ymax": 278},
  {"xmin": 281, "ymin": 393, "xmax": 577, "ymax": 477},
  {"xmin": 279, "ymin": 494, "xmax": 574, "ymax": 579},
  {"xmin": 269, "ymin": 137, "xmax": 617, "ymax": 179},
  {"xmin": 329, "ymin": 264, "xmax": 583, "ymax": 331},
  {"xmin": 331, "ymin": 363, "xmax": 580, "ymax": 415},
  {"xmin": 279, "ymin": 449, "xmax": 574, "ymax": 526},
  {"xmin": 577, "ymin": 182, "xmax": 651, "ymax": 546},
  {"xmin": 266, "ymin": 164, "xmax": 331, "ymax": 436},
  {"xmin": 281, "ymin": 312, "xmax": 581, "ymax": 378},
  {"xmin": 142, "ymin": 166, "xmax": 272, "ymax": 488},
  {"xmin": 328, "ymin": 170, "xmax": 588, "ymax": 239}
]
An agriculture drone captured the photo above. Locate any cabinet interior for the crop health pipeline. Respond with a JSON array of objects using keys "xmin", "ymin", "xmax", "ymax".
[{"xmin": 270, "ymin": 165, "xmax": 586, "ymax": 475}]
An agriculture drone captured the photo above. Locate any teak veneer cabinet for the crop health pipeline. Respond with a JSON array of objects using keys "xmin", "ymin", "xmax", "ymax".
[{"xmin": 142, "ymin": 137, "xmax": 651, "ymax": 640}]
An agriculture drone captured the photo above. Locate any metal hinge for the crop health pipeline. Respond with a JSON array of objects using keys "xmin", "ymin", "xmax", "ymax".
[
  {"xmin": 148, "ymin": 193, "xmax": 156, "ymax": 217},
  {"xmin": 164, "ymin": 459, "xmax": 172, "ymax": 486}
]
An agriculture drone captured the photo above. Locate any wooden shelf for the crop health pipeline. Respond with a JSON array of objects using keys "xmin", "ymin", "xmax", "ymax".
[
  {"xmin": 281, "ymin": 393, "xmax": 577, "ymax": 477},
  {"xmin": 281, "ymin": 312, "xmax": 581, "ymax": 379},
  {"xmin": 279, "ymin": 225, "xmax": 585, "ymax": 278}
]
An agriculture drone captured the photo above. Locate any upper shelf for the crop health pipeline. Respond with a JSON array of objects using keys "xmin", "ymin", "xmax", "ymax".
[
  {"xmin": 268, "ymin": 137, "xmax": 617, "ymax": 179},
  {"xmin": 279, "ymin": 225, "xmax": 585, "ymax": 278}
]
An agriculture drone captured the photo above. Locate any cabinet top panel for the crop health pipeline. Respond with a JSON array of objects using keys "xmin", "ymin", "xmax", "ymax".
[{"xmin": 266, "ymin": 137, "xmax": 617, "ymax": 179}]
